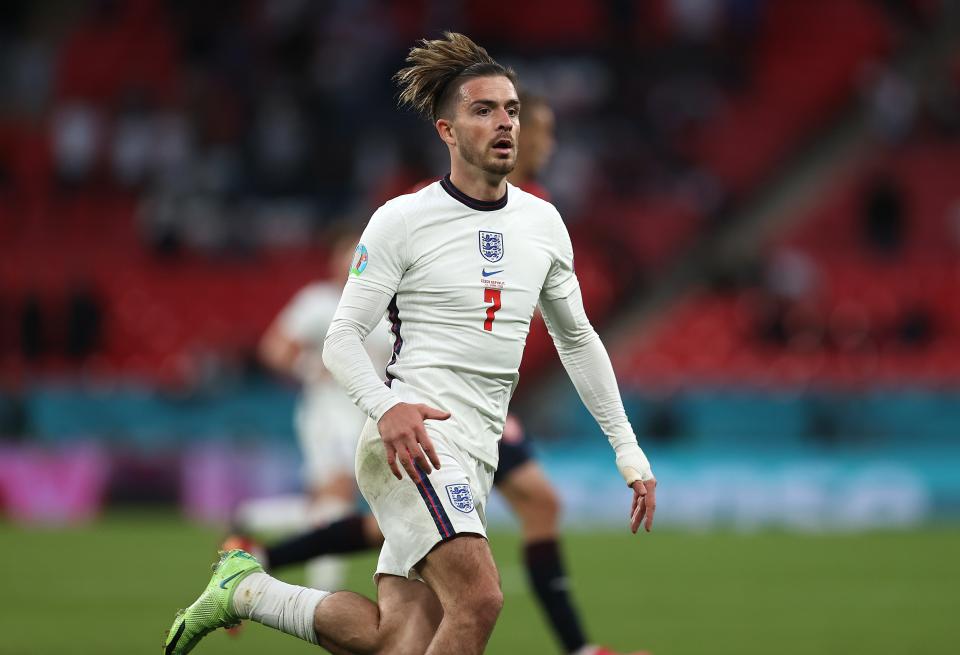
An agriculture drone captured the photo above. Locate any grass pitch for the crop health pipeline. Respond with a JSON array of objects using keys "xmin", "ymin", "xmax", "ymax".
[{"xmin": 1, "ymin": 512, "xmax": 957, "ymax": 654}]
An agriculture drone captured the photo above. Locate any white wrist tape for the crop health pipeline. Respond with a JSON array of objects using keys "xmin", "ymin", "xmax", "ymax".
[{"xmin": 615, "ymin": 442, "xmax": 654, "ymax": 486}]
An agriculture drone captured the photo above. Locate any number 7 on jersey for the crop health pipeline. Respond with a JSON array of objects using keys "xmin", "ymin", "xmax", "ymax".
[{"xmin": 483, "ymin": 288, "xmax": 502, "ymax": 331}]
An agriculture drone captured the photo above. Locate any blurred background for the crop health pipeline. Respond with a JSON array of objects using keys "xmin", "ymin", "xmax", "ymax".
[{"xmin": 1, "ymin": 1, "xmax": 959, "ymax": 654}]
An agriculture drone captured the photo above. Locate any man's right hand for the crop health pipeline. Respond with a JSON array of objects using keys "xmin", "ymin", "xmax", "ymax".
[{"xmin": 377, "ymin": 403, "xmax": 450, "ymax": 480}]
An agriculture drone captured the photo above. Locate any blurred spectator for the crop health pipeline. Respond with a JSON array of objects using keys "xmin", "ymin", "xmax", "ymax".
[
  {"xmin": 65, "ymin": 281, "xmax": 104, "ymax": 361},
  {"xmin": 860, "ymin": 171, "xmax": 907, "ymax": 256},
  {"xmin": 19, "ymin": 292, "xmax": 46, "ymax": 362},
  {"xmin": 670, "ymin": 0, "xmax": 723, "ymax": 42},
  {"xmin": 110, "ymin": 91, "xmax": 158, "ymax": 188},
  {"xmin": 2, "ymin": 33, "xmax": 54, "ymax": 116},
  {"xmin": 0, "ymin": 387, "xmax": 31, "ymax": 442},
  {"xmin": 152, "ymin": 110, "xmax": 192, "ymax": 186},
  {"xmin": 894, "ymin": 302, "xmax": 935, "ymax": 348},
  {"xmin": 249, "ymin": 90, "xmax": 310, "ymax": 197},
  {"xmin": 138, "ymin": 193, "xmax": 185, "ymax": 258},
  {"xmin": 864, "ymin": 64, "xmax": 918, "ymax": 143},
  {"xmin": 748, "ymin": 249, "xmax": 823, "ymax": 350},
  {"xmin": 51, "ymin": 102, "xmax": 103, "ymax": 187},
  {"xmin": 765, "ymin": 248, "xmax": 819, "ymax": 302}
]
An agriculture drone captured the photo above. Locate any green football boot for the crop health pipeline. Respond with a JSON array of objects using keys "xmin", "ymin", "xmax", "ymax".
[{"xmin": 163, "ymin": 549, "xmax": 264, "ymax": 654}]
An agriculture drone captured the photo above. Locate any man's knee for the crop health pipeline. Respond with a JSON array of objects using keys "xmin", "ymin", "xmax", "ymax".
[
  {"xmin": 477, "ymin": 584, "xmax": 504, "ymax": 627},
  {"xmin": 507, "ymin": 472, "xmax": 562, "ymax": 534},
  {"xmin": 373, "ymin": 576, "xmax": 443, "ymax": 654},
  {"xmin": 534, "ymin": 483, "xmax": 562, "ymax": 524},
  {"xmin": 419, "ymin": 535, "xmax": 503, "ymax": 629},
  {"xmin": 456, "ymin": 576, "xmax": 503, "ymax": 630}
]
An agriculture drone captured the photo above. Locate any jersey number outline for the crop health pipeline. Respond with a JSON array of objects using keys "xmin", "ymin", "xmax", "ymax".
[{"xmin": 483, "ymin": 288, "xmax": 502, "ymax": 331}]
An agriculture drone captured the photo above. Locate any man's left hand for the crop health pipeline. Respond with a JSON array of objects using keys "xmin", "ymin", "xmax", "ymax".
[{"xmin": 630, "ymin": 478, "xmax": 657, "ymax": 534}]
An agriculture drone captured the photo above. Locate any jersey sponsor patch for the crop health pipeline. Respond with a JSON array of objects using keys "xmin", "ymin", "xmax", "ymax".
[
  {"xmin": 445, "ymin": 483, "xmax": 475, "ymax": 513},
  {"xmin": 479, "ymin": 231, "xmax": 504, "ymax": 262},
  {"xmin": 351, "ymin": 244, "xmax": 369, "ymax": 276}
]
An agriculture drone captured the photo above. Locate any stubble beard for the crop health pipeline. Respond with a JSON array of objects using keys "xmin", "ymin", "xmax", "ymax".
[{"xmin": 458, "ymin": 139, "xmax": 516, "ymax": 178}]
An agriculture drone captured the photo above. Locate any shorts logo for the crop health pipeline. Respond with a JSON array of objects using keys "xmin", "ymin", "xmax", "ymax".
[
  {"xmin": 445, "ymin": 483, "xmax": 475, "ymax": 513},
  {"xmin": 479, "ymin": 231, "xmax": 503, "ymax": 263},
  {"xmin": 351, "ymin": 244, "xmax": 368, "ymax": 276}
]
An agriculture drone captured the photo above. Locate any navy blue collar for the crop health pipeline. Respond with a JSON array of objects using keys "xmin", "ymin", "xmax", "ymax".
[{"xmin": 440, "ymin": 174, "xmax": 508, "ymax": 211}]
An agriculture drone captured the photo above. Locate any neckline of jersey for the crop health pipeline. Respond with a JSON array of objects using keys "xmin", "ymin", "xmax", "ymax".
[{"xmin": 440, "ymin": 174, "xmax": 508, "ymax": 211}]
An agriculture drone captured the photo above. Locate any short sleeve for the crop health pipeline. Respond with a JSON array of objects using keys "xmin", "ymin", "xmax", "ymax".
[
  {"xmin": 540, "ymin": 211, "xmax": 579, "ymax": 301},
  {"xmin": 346, "ymin": 203, "xmax": 409, "ymax": 297}
]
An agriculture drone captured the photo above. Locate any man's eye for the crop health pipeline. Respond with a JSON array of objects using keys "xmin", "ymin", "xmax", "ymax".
[{"xmin": 478, "ymin": 108, "xmax": 489, "ymax": 115}]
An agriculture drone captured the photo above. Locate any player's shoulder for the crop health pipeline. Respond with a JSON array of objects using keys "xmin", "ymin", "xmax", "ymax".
[
  {"xmin": 509, "ymin": 183, "xmax": 565, "ymax": 230},
  {"xmin": 289, "ymin": 281, "xmax": 340, "ymax": 309},
  {"xmin": 377, "ymin": 179, "xmax": 444, "ymax": 219},
  {"xmin": 510, "ymin": 183, "xmax": 560, "ymax": 215}
]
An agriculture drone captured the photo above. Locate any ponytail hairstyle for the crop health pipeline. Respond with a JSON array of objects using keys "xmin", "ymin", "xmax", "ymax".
[{"xmin": 394, "ymin": 32, "xmax": 518, "ymax": 122}]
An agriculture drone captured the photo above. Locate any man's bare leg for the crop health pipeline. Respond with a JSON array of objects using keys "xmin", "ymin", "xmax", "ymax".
[
  {"xmin": 312, "ymin": 575, "xmax": 442, "ymax": 655},
  {"xmin": 417, "ymin": 534, "xmax": 504, "ymax": 655},
  {"xmin": 231, "ymin": 568, "xmax": 441, "ymax": 655},
  {"xmin": 497, "ymin": 461, "xmax": 561, "ymax": 542},
  {"xmin": 498, "ymin": 460, "xmax": 595, "ymax": 655}
]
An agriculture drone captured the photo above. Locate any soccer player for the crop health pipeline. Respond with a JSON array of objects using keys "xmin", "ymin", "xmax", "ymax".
[
  {"xmin": 223, "ymin": 93, "xmax": 646, "ymax": 655},
  {"xmin": 230, "ymin": 234, "xmax": 391, "ymax": 592},
  {"xmin": 163, "ymin": 32, "xmax": 656, "ymax": 655}
]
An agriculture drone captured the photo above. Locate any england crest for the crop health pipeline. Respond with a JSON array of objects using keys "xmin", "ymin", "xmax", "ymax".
[
  {"xmin": 479, "ymin": 231, "xmax": 504, "ymax": 263},
  {"xmin": 446, "ymin": 483, "xmax": 475, "ymax": 513}
]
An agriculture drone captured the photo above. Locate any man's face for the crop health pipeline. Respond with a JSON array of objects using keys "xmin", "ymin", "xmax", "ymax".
[
  {"xmin": 446, "ymin": 76, "xmax": 520, "ymax": 176},
  {"xmin": 516, "ymin": 103, "xmax": 556, "ymax": 177}
]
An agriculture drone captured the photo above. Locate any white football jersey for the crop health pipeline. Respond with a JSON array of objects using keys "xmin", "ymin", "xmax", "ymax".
[
  {"xmin": 343, "ymin": 176, "xmax": 578, "ymax": 466},
  {"xmin": 280, "ymin": 283, "xmax": 392, "ymax": 383},
  {"xmin": 280, "ymin": 283, "xmax": 343, "ymax": 357},
  {"xmin": 280, "ymin": 282, "xmax": 392, "ymax": 424}
]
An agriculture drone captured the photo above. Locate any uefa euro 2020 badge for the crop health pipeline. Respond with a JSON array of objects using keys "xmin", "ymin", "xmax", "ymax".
[
  {"xmin": 478, "ymin": 231, "xmax": 503, "ymax": 263},
  {"xmin": 351, "ymin": 244, "xmax": 369, "ymax": 276},
  {"xmin": 446, "ymin": 483, "xmax": 475, "ymax": 513}
]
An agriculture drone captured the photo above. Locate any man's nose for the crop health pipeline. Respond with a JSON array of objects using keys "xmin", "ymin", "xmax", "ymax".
[{"xmin": 496, "ymin": 108, "xmax": 513, "ymax": 129}]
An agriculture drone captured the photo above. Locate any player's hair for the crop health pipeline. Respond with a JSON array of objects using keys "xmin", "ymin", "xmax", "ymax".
[{"xmin": 394, "ymin": 32, "xmax": 518, "ymax": 122}]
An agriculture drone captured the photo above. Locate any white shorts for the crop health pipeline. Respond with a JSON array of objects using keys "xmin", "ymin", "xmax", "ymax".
[
  {"xmin": 354, "ymin": 418, "xmax": 495, "ymax": 580},
  {"xmin": 296, "ymin": 391, "xmax": 367, "ymax": 487}
]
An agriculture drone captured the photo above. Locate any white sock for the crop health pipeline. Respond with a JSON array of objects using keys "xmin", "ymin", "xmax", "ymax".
[
  {"xmin": 235, "ymin": 494, "xmax": 309, "ymax": 533},
  {"xmin": 232, "ymin": 572, "xmax": 331, "ymax": 645},
  {"xmin": 571, "ymin": 646, "xmax": 600, "ymax": 655},
  {"xmin": 306, "ymin": 556, "xmax": 346, "ymax": 591}
]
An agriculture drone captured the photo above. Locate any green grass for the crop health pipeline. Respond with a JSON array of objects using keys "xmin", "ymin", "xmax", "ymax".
[{"xmin": 2, "ymin": 512, "xmax": 958, "ymax": 654}]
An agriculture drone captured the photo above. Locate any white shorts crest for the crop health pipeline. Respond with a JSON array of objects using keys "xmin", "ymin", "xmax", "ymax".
[{"xmin": 445, "ymin": 483, "xmax": 475, "ymax": 513}]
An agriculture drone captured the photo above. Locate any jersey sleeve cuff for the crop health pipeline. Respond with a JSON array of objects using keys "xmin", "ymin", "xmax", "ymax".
[{"xmin": 371, "ymin": 396, "xmax": 403, "ymax": 423}]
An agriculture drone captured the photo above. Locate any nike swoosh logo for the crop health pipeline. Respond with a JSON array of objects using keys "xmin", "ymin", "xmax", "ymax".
[
  {"xmin": 219, "ymin": 571, "xmax": 246, "ymax": 589},
  {"xmin": 482, "ymin": 269, "xmax": 504, "ymax": 277}
]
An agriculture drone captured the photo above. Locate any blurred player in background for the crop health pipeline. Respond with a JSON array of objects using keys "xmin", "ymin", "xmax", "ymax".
[
  {"xmin": 230, "ymin": 233, "xmax": 391, "ymax": 591},
  {"xmin": 224, "ymin": 93, "xmax": 647, "ymax": 655},
  {"xmin": 165, "ymin": 32, "xmax": 655, "ymax": 655}
]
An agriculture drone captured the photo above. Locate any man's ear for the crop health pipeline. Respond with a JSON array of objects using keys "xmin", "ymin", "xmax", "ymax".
[{"xmin": 436, "ymin": 118, "xmax": 456, "ymax": 147}]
